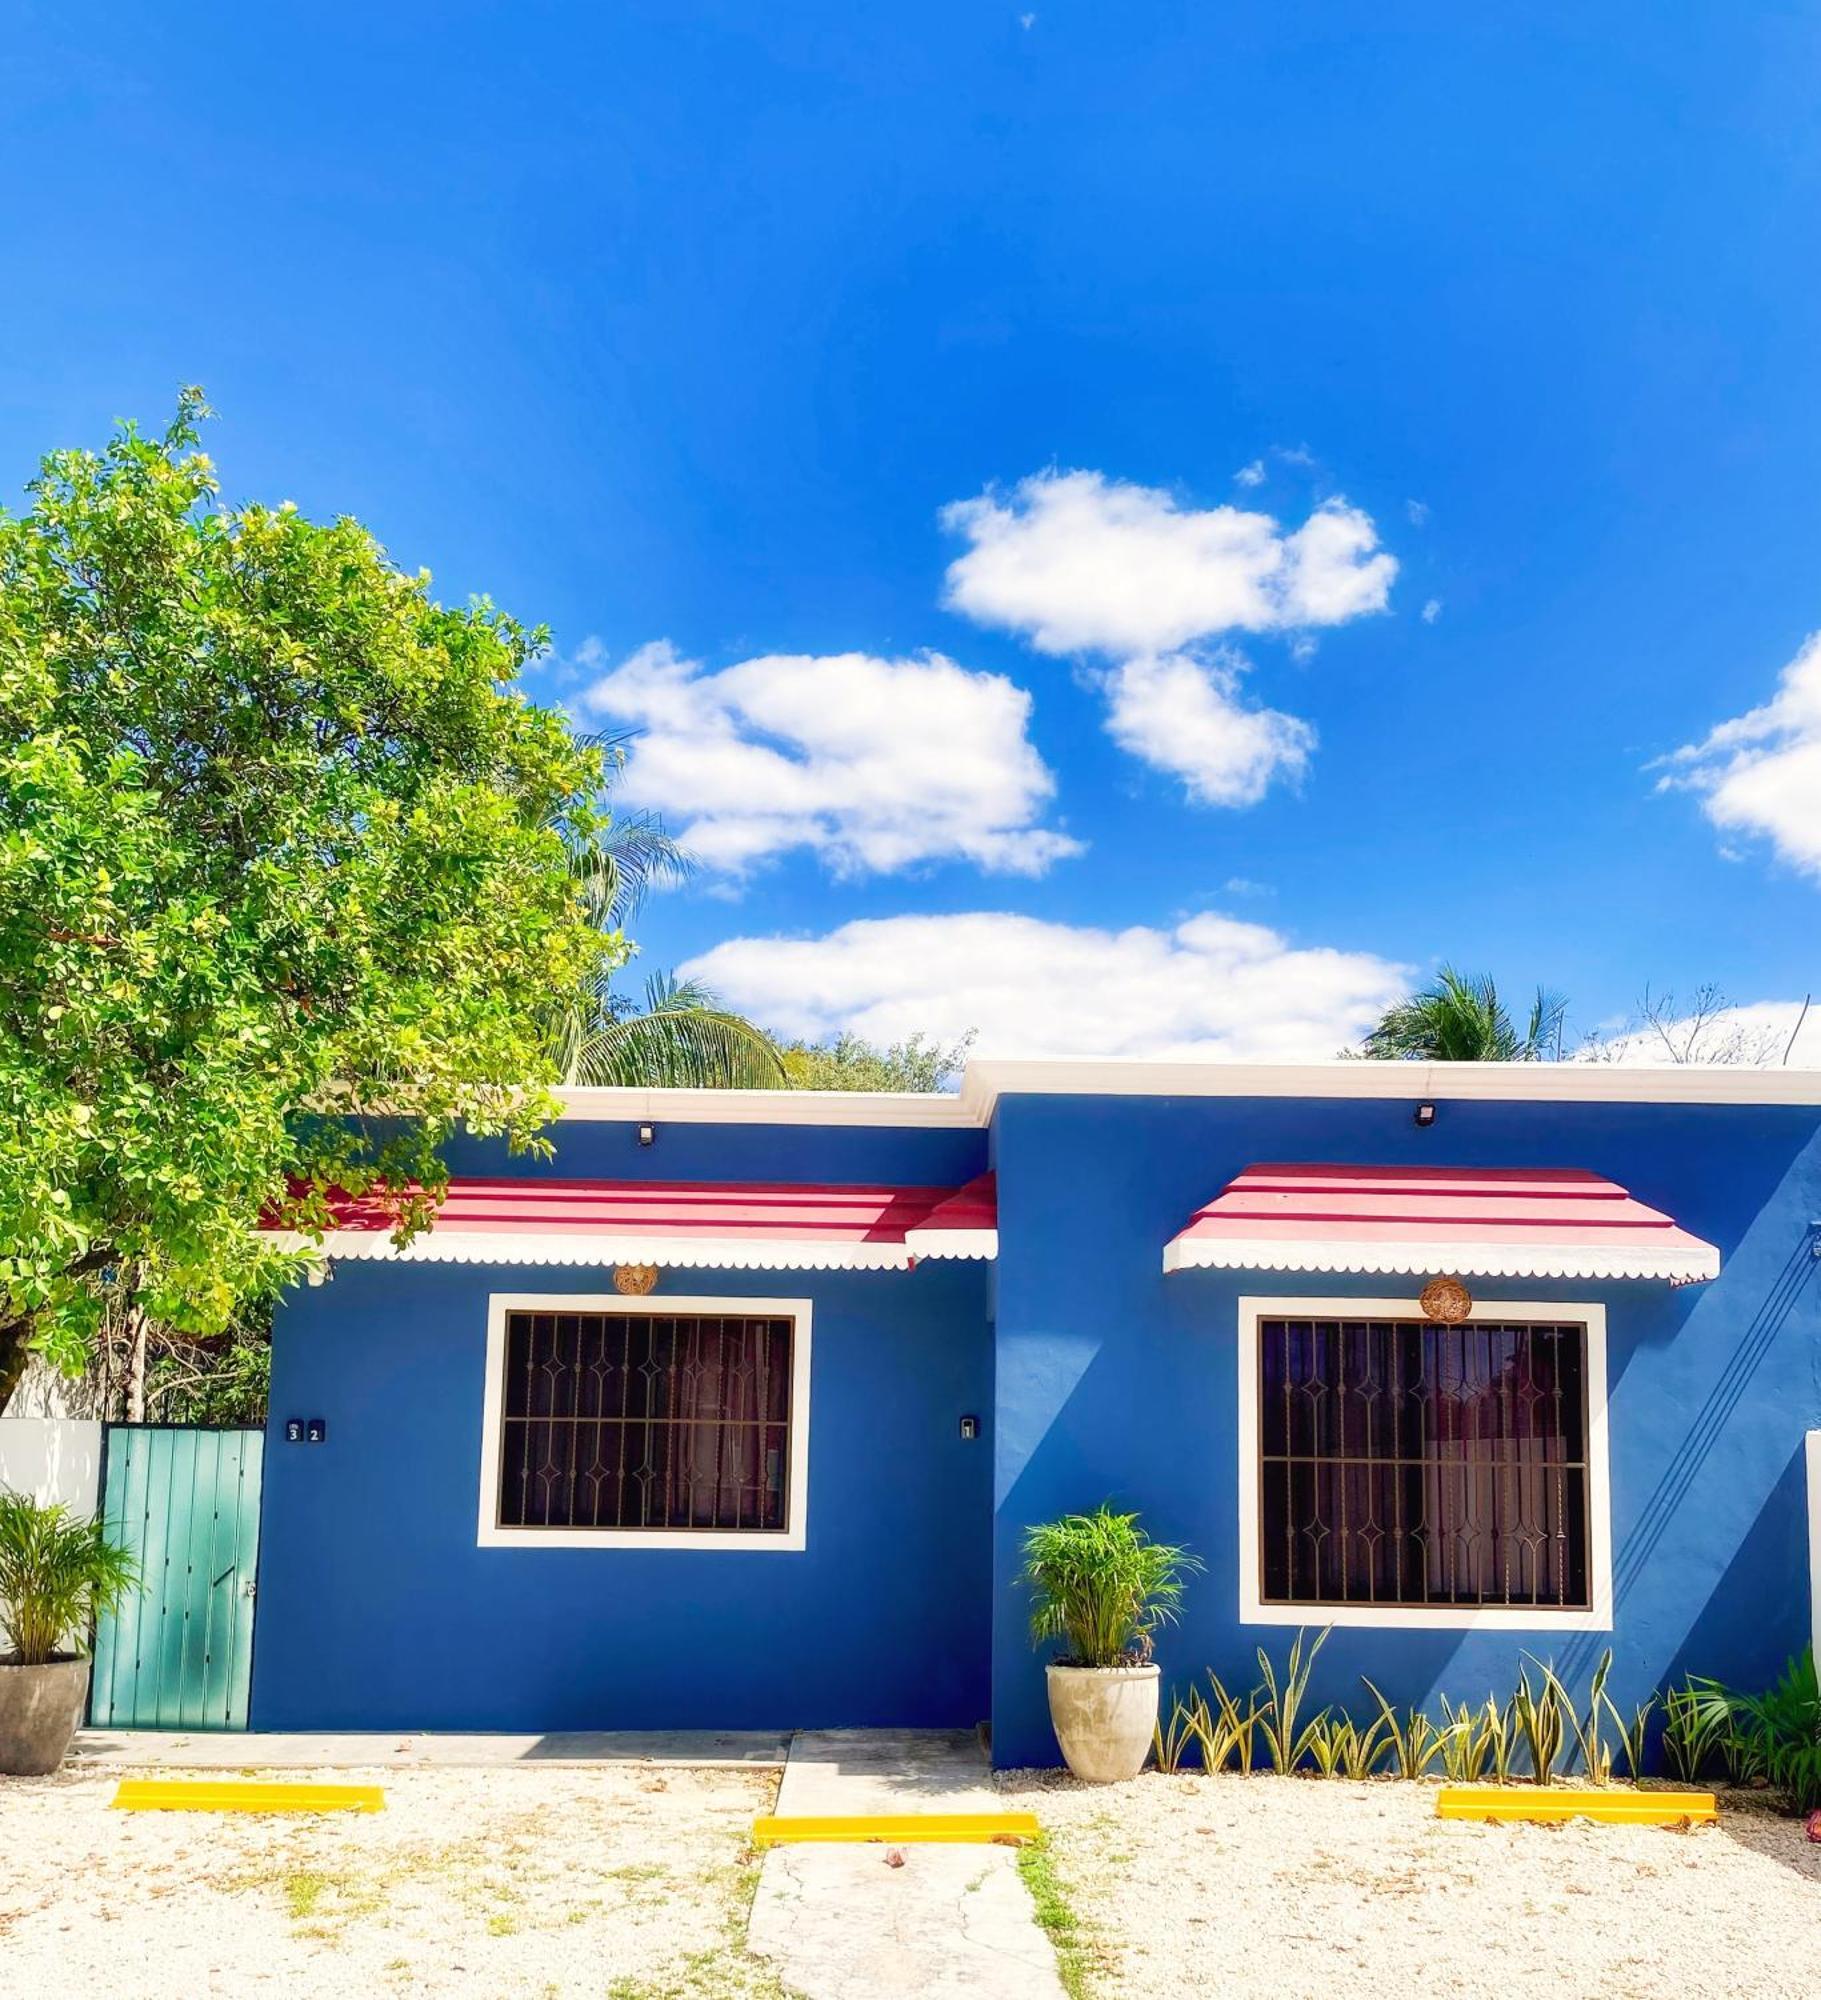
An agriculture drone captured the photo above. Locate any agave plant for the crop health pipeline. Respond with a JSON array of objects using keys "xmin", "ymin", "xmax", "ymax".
[
  {"xmin": 1021, "ymin": 1506, "xmax": 1200, "ymax": 1668},
  {"xmin": 0, "ymin": 1494, "xmax": 138, "ymax": 1666}
]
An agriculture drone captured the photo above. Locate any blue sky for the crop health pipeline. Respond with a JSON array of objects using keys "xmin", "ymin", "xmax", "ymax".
[{"xmin": 7, "ymin": 4, "xmax": 1820, "ymax": 1060}]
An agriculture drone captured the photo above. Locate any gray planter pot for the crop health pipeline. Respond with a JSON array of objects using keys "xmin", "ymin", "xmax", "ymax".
[
  {"xmin": 1045, "ymin": 1662, "xmax": 1160, "ymax": 1784},
  {"xmin": 0, "ymin": 1657, "xmax": 90, "ymax": 1777}
]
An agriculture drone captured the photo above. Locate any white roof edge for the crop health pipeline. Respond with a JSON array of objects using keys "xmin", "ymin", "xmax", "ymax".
[
  {"xmin": 546, "ymin": 1061, "xmax": 1821, "ymax": 1132},
  {"xmin": 961, "ymin": 1057, "xmax": 1821, "ymax": 1118},
  {"xmin": 552, "ymin": 1085, "xmax": 975, "ymax": 1128}
]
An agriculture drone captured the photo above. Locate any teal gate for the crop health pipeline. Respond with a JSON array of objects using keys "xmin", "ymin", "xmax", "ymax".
[{"xmin": 89, "ymin": 1427, "xmax": 264, "ymax": 1730}]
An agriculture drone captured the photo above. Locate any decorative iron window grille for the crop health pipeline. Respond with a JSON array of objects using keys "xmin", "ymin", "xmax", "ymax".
[
  {"xmin": 497, "ymin": 1311, "xmax": 794, "ymax": 1533},
  {"xmin": 1257, "ymin": 1318, "xmax": 1590, "ymax": 1611}
]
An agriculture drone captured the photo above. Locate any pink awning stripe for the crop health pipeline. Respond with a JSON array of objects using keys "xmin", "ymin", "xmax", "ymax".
[
  {"xmin": 1163, "ymin": 1162, "xmax": 1720, "ymax": 1285},
  {"xmin": 268, "ymin": 1174, "xmax": 998, "ymax": 1269}
]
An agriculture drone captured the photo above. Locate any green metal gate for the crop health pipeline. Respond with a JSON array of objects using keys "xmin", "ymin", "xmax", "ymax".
[{"xmin": 89, "ymin": 1427, "xmax": 264, "ymax": 1730}]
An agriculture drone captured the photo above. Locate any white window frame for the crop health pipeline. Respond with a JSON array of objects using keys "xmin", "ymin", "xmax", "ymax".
[
  {"xmin": 477, "ymin": 1291, "xmax": 812, "ymax": 1551},
  {"xmin": 1237, "ymin": 1295, "xmax": 1612, "ymax": 1631}
]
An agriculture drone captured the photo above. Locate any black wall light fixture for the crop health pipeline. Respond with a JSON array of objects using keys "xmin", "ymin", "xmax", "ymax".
[
  {"xmin": 637, "ymin": 1122, "xmax": 656, "ymax": 1147},
  {"xmin": 1413, "ymin": 1102, "xmax": 1437, "ymax": 1128}
]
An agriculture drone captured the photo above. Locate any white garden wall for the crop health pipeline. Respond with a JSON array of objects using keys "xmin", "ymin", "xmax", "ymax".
[{"xmin": 0, "ymin": 1417, "xmax": 103, "ymax": 1515}]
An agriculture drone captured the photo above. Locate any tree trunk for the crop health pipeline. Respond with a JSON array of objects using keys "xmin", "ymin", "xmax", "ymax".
[
  {"xmin": 0, "ymin": 1316, "xmax": 34, "ymax": 1415},
  {"xmin": 124, "ymin": 1302, "xmax": 149, "ymax": 1425}
]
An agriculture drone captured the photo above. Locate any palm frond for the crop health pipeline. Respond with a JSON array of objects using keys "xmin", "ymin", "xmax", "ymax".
[{"xmin": 561, "ymin": 970, "xmax": 785, "ymax": 1089}]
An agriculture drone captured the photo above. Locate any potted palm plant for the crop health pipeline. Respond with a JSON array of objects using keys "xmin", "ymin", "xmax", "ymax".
[
  {"xmin": 0, "ymin": 1492, "xmax": 138, "ymax": 1776},
  {"xmin": 1021, "ymin": 1503, "xmax": 1199, "ymax": 1783}
]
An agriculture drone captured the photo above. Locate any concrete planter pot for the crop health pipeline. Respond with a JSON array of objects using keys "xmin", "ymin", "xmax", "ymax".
[
  {"xmin": 1045, "ymin": 1662, "xmax": 1160, "ymax": 1784},
  {"xmin": 0, "ymin": 1657, "xmax": 90, "ymax": 1777}
]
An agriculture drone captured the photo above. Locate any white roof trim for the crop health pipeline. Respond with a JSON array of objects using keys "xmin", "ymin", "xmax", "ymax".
[
  {"xmin": 1162, "ymin": 1234, "xmax": 1720, "ymax": 1285},
  {"xmin": 272, "ymin": 1229, "xmax": 916, "ymax": 1271},
  {"xmin": 540, "ymin": 1062, "xmax": 1821, "ymax": 1132},
  {"xmin": 551, "ymin": 1086, "xmax": 974, "ymax": 1128},
  {"xmin": 900, "ymin": 1226, "xmax": 999, "ymax": 1262},
  {"xmin": 962, "ymin": 1057, "xmax": 1821, "ymax": 1117}
]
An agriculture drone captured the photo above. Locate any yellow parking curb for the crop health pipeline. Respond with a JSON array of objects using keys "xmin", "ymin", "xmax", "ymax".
[
  {"xmin": 1437, "ymin": 1785, "xmax": 1715, "ymax": 1826},
  {"xmin": 752, "ymin": 1811, "xmax": 1040, "ymax": 1847},
  {"xmin": 112, "ymin": 1779, "xmax": 384, "ymax": 1814}
]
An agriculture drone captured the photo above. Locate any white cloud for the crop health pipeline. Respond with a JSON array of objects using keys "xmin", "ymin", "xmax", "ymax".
[
  {"xmin": 1103, "ymin": 651, "xmax": 1313, "ymax": 807},
  {"xmin": 940, "ymin": 469, "xmax": 1397, "ymax": 658},
  {"xmin": 683, "ymin": 909, "xmax": 1408, "ymax": 1062},
  {"xmin": 1405, "ymin": 499, "xmax": 1430, "ymax": 526},
  {"xmin": 1585, "ymin": 998, "xmax": 1821, "ymax": 1068},
  {"xmin": 937, "ymin": 468, "xmax": 1395, "ymax": 809},
  {"xmin": 1421, "ymin": 598, "xmax": 1442, "ymax": 624},
  {"xmin": 577, "ymin": 641, "xmax": 1080, "ymax": 878},
  {"xmin": 1660, "ymin": 633, "xmax": 1821, "ymax": 878}
]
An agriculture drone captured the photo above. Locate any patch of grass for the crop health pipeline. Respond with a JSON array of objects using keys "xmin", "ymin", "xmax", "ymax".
[{"xmin": 1017, "ymin": 1833, "xmax": 1104, "ymax": 2000}]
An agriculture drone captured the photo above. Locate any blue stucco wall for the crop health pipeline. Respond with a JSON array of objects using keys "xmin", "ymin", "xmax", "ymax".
[
  {"xmin": 252, "ymin": 1116, "xmax": 993, "ymax": 1733},
  {"xmin": 989, "ymin": 1093, "xmax": 1821, "ymax": 1768}
]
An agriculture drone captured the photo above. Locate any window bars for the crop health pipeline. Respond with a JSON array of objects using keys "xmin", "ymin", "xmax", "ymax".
[
  {"xmin": 497, "ymin": 1311, "xmax": 794, "ymax": 1533},
  {"xmin": 1257, "ymin": 1318, "xmax": 1591, "ymax": 1611}
]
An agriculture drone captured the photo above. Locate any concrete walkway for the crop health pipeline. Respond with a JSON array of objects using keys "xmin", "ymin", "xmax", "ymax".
[
  {"xmin": 747, "ymin": 1730, "xmax": 1065, "ymax": 1999},
  {"xmin": 70, "ymin": 1727, "xmax": 788, "ymax": 1768}
]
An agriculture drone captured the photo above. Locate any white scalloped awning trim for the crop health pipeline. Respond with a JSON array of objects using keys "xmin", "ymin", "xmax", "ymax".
[
  {"xmin": 1161, "ymin": 1235, "xmax": 1720, "ymax": 1286},
  {"xmin": 900, "ymin": 1226, "xmax": 999, "ymax": 1261},
  {"xmin": 269, "ymin": 1229, "xmax": 918, "ymax": 1271}
]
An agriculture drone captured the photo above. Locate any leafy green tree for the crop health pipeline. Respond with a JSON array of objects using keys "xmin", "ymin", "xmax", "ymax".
[
  {"xmin": 780, "ymin": 1030, "xmax": 974, "ymax": 1092},
  {"xmin": 0, "ymin": 392, "xmax": 615, "ymax": 1403},
  {"xmin": 1360, "ymin": 967, "xmax": 1566, "ymax": 1062}
]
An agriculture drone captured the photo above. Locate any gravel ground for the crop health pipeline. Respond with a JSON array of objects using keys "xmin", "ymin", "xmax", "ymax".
[
  {"xmin": 0, "ymin": 1763, "xmax": 784, "ymax": 2000},
  {"xmin": 1001, "ymin": 1770, "xmax": 1821, "ymax": 2000}
]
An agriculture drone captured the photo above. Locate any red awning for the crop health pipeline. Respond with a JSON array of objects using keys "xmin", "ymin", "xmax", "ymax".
[
  {"xmin": 1162, "ymin": 1163, "xmax": 1720, "ymax": 1286},
  {"xmin": 270, "ymin": 1175, "xmax": 998, "ymax": 1270}
]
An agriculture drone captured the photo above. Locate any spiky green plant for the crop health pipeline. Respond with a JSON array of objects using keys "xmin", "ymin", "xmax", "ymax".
[
  {"xmin": 1337, "ymin": 1712, "xmax": 1392, "ymax": 1781},
  {"xmin": 1302, "ymin": 1712, "xmax": 1348, "ymax": 1778},
  {"xmin": 0, "ymin": 1493, "xmax": 138, "ymax": 1666},
  {"xmin": 1438, "ymin": 1699, "xmax": 1495, "ymax": 1784},
  {"xmin": 1255, "ymin": 1628, "xmax": 1332, "ymax": 1775},
  {"xmin": 1021, "ymin": 1506, "xmax": 1201, "ymax": 1668},
  {"xmin": 1154, "ymin": 1690, "xmax": 1206, "ymax": 1774},
  {"xmin": 1511, "ymin": 1664, "xmax": 1566, "ymax": 1783},
  {"xmin": 1193, "ymin": 1671, "xmax": 1263, "ymax": 1773},
  {"xmin": 1480, "ymin": 1695, "xmax": 1516, "ymax": 1784},
  {"xmin": 1544, "ymin": 1652, "xmax": 1613, "ymax": 1784},
  {"xmin": 1361, "ymin": 1680, "xmax": 1446, "ymax": 1780}
]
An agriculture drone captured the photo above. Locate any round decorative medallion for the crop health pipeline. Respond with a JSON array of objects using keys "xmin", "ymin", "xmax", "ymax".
[
  {"xmin": 1419, "ymin": 1275, "xmax": 1473, "ymax": 1323},
  {"xmin": 613, "ymin": 1263, "xmax": 659, "ymax": 1296}
]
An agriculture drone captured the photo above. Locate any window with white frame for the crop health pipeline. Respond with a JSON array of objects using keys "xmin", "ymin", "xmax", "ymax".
[
  {"xmin": 478, "ymin": 1295, "xmax": 811, "ymax": 1549},
  {"xmin": 1237, "ymin": 1298, "xmax": 1611, "ymax": 1629}
]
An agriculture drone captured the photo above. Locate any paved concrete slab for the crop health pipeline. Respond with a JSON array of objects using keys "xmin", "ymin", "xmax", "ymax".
[
  {"xmin": 750, "ymin": 1843, "xmax": 1064, "ymax": 2000},
  {"xmin": 70, "ymin": 1728, "xmax": 789, "ymax": 1769},
  {"xmin": 774, "ymin": 1728, "xmax": 997, "ymax": 1815},
  {"xmin": 749, "ymin": 1729, "xmax": 1065, "ymax": 1998}
]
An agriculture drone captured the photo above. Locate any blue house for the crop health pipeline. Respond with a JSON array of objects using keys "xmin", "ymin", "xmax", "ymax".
[{"xmin": 253, "ymin": 1059, "xmax": 1821, "ymax": 1768}]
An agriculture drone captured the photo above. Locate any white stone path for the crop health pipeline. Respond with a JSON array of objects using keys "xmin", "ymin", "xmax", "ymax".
[{"xmin": 746, "ymin": 1729, "xmax": 1065, "ymax": 1999}]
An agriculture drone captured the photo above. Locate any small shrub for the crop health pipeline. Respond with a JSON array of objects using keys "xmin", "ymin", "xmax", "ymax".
[
  {"xmin": 1021, "ymin": 1506, "xmax": 1200, "ymax": 1668},
  {"xmin": 0, "ymin": 1491, "xmax": 138, "ymax": 1665},
  {"xmin": 1693, "ymin": 1650, "xmax": 1821, "ymax": 1815},
  {"xmin": 1663, "ymin": 1678, "xmax": 1734, "ymax": 1782}
]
